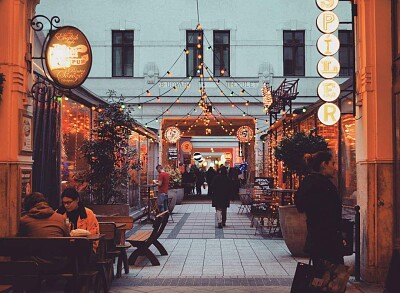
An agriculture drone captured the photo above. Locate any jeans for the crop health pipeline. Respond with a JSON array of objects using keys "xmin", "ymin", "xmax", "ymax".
[{"xmin": 157, "ymin": 192, "xmax": 168, "ymax": 212}]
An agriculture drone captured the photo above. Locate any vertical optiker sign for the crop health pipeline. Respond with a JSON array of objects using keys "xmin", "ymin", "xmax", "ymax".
[{"xmin": 316, "ymin": 0, "xmax": 341, "ymax": 125}]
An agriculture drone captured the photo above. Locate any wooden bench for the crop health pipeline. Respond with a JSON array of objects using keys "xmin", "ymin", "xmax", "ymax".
[
  {"xmin": 126, "ymin": 211, "xmax": 169, "ymax": 266},
  {"xmin": 0, "ymin": 237, "xmax": 99, "ymax": 293},
  {"xmin": 96, "ymin": 216, "xmax": 133, "ymax": 277}
]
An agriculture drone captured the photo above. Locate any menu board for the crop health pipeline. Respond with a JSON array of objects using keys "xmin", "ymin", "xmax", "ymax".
[{"xmin": 254, "ymin": 177, "xmax": 274, "ymax": 190}]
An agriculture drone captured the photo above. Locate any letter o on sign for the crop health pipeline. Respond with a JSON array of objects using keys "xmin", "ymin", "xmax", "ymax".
[{"xmin": 318, "ymin": 103, "xmax": 341, "ymax": 125}]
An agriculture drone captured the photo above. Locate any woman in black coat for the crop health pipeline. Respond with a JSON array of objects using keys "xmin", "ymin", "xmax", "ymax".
[
  {"xmin": 295, "ymin": 151, "xmax": 344, "ymax": 265},
  {"xmin": 211, "ymin": 166, "xmax": 233, "ymax": 228}
]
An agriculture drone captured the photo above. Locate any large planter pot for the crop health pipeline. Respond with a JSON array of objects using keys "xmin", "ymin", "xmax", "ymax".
[
  {"xmin": 87, "ymin": 203, "xmax": 130, "ymax": 216},
  {"xmin": 279, "ymin": 205, "xmax": 309, "ymax": 257},
  {"xmin": 167, "ymin": 191, "xmax": 177, "ymax": 213},
  {"xmin": 169, "ymin": 188, "xmax": 184, "ymax": 205}
]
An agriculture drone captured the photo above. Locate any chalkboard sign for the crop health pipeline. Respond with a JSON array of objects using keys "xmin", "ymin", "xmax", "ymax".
[{"xmin": 254, "ymin": 177, "xmax": 274, "ymax": 190}]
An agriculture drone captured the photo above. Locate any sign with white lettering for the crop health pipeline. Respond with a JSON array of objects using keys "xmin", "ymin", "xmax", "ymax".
[
  {"xmin": 254, "ymin": 177, "xmax": 274, "ymax": 191},
  {"xmin": 168, "ymin": 146, "xmax": 178, "ymax": 160},
  {"xmin": 318, "ymin": 103, "xmax": 341, "ymax": 125},
  {"xmin": 45, "ymin": 26, "xmax": 92, "ymax": 89}
]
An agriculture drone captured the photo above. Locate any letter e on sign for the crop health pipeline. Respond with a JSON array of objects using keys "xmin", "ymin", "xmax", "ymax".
[
  {"xmin": 317, "ymin": 79, "xmax": 340, "ymax": 102},
  {"xmin": 318, "ymin": 103, "xmax": 341, "ymax": 125}
]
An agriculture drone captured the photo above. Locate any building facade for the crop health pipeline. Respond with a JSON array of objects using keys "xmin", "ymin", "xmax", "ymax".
[
  {"xmin": 2, "ymin": 0, "xmax": 399, "ymax": 285},
  {"xmin": 36, "ymin": 0, "xmax": 353, "ymax": 176}
]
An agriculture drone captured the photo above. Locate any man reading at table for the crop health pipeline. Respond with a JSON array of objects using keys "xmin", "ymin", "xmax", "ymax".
[{"xmin": 153, "ymin": 164, "xmax": 170, "ymax": 212}]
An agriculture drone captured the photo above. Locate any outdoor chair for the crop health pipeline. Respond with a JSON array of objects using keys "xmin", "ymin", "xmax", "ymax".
[{"xmin": 238, "ymin": 192, "xmax": 253, "ymax": 214}]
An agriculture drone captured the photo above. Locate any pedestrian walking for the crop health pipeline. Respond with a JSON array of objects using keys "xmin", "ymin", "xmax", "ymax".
[{"xmin": 211, "ymin": 166, "xmax": 233, "ymax": 228}]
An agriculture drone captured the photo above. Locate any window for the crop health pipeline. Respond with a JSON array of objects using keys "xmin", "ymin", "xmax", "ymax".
[
  {"xmin": 213, "ymin": 31, "xmax": 230, "ymax": 77},
  {"xmin": 186, "ymin": 30, "xmax": 203, "ymax": 77},
  {"xmin": 112, "ymin": 30, "xmax": 134, "ymax": 77},
  {"xmin": 283, "ymin": 31, "xmax": 305, "ymax": 76},
  {"xmin": 338, "ymin": 30, "xmax": 354, "ymax": 76}
]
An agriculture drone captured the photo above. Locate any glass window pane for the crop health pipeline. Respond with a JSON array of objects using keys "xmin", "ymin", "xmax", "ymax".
[
  {"xmin": 113, "ymin": 32, "xmax": 122, "ymax": 44},
  {"xmin": 124, "ymin": 31, "xmax": 134, "ymax": 44},
  {"xmin": 113, "ymin": 47, "xmax": 122, "ymax": 76}
]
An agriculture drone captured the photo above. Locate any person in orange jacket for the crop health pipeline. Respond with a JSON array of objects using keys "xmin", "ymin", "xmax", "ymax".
[{"xmin": 57, "ymin": 187, "xmax": 100, "ymax": 251}]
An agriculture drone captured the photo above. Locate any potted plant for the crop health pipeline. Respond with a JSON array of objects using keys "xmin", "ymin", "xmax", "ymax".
[
  {"xmin": 274, "ymin": 131, "xmax": 328, "ymax": 257},
  {"xmin": 79, "ymin": 91, "xmax": 138, "ymax": 214},
  {"xmin": 166, "ymin": 166, "xmax": 183, "ymax": 206}
]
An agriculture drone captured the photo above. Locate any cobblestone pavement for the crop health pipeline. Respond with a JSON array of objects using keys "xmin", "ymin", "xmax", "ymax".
[{"xmin": 106, "ymin": 202, "xmax": 383, "ymax": 292}]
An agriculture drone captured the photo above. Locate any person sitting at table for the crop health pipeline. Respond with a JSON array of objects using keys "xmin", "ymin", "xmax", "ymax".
[
  {"xmin": 56, "ymin": 187, "xmax": 100, "ymax": 251},
  {"xmin": 19, "ymin": 192, "xmax": 70, "ymax": 272}
]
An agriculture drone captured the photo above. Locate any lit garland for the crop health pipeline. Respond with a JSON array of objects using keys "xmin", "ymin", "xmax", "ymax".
[
  {"xmin": 164, "ymin": 126, "xmax": 181, "ymax": 143},
  {"xmin": 236, "ymin": 125, "xmax": 254, "ymax": 143},
  {"xmin": 262, "ymin": 82, "xmax": 273, "ymax": 110}
]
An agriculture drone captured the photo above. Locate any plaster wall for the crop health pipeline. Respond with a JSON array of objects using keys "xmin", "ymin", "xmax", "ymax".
[
  {"xmin": 0, "ymin": 0, "xmax": 39, "ymax": 237},
  {"xmin": 355, "ymin": 0, "xmax": 394, "ymax": 282}
]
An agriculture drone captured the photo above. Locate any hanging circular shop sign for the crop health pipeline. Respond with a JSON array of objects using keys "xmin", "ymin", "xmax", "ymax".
[
  {"xmin": 236, "ymin": 126, "xmax": 254, "ymax": 143},
  {"xmin": 45, "ymin": 26, "xmax": 92, "ymax": 89},
  {"xmin": 317, "ymin": 79, "xmax": 341, "ymax": 102},
  {"xmin": 181, "ymin": 141, "xmax": 193, "ymax": 153},
  {"xmin": 318, "ymin": 103, "xmax": 341, "ymax": 125},
  {"xmin": 317, "ymin": 56, "xmax": 340, "ymax": 79},
  {"xmin": 164, "ymin": 126, "xmax": 181, "ymax": 143},
  {"xmin": 317, "ymin": 34, "xmax": 340, "ymax": 56},
  {"xmin": 316, "ymin": 0, "xmax": 339, "ymax": 11},
  {"xmin": 316, "ymin": 11, "xmax": 339, "ymax": 34}
]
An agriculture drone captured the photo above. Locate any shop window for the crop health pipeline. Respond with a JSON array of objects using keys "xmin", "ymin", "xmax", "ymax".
[
  {"xmin": 339, "ymin": 114, "xmax": 357, "ymax": 205},
  {"xmin": 213, "ymin": 31, "xmax": 230, "ymax": 77},
  {"xmin": 186, "ymin": 30, "xmax": 203, "ymax": 77},
  {"xmin": 299, "ymin": 114, "xmax": 316, "ymax": 133},
  {"xmin": 283, "ymin": 30, "xmax": 305, "ymax": 76},
  {"xmin": 61, "ymin": 98, "xmax": 91, "ymax": 191},
  {"xmin": 112, "ymin": 30, "xmax": 134, "ymax": 77},
  {"xmin": 339, "ymin": 30, "xmax": 354, "ymax": 76}
]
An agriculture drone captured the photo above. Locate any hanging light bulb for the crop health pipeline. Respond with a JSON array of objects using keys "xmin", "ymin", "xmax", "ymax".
[
  {"xmin": 167, "ymin": 71, "xmax": 172, "ymax": 76},
  {"xmin": 245, "ymin": 101, "xmax": 249, "ymax": 106},
  {"xmin": 220, "ymin": 69, "xmax": 225, "ymax": 75},
  {"xmin": 138, "ymin": 104, "xmax": 142, "ymax": 109},
  {"xmin": 146, "ymin": 90, "xmax": 151, "ymax": 96},
  {"xmin": 197, "ymin": 43, "xmax": 201, "ymax": 49},
  {"xmin": 184, "ymin": 49, "xmax": 189, "ymax": 55}
]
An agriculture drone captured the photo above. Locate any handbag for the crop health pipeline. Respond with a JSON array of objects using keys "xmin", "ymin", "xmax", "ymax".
[{"xmin": 291, "ymin": 259, "xmax": 351, "ymax": 293}]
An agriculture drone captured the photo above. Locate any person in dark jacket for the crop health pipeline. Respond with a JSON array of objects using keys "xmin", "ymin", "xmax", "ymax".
[
  {"xmin": 19, "ymin": 192, "xmax": 70, "ymax": 272},
  {"xmin": 211, "ymin": 166, "xmax": 233, "ymax": 228},
  {"xmin": 205, "ymin": 167, "xmax": 217, "ymax": 196},
  {"xmin": 295, "ymin": 150, "xmax": 344, "ymax": 265},
  {"xmin": 194, "ymin": 168, "xmax": 205, "ymax": 195}
]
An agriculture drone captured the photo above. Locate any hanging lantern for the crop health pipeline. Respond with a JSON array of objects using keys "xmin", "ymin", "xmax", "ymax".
[
  {"xmin": 193, "ymin": 152, "xmax": 202, "ymax": 161},
  {"xmin": 236, "ymin": 126, "xmax": 254, "ymax": 143},
  {"xmin": 164, "ymin": 126, "xmax": 181, "ymax": 143},
  {"xmin": 262, "ymin": 82, "xmax": 273, "ymax": 109}
]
